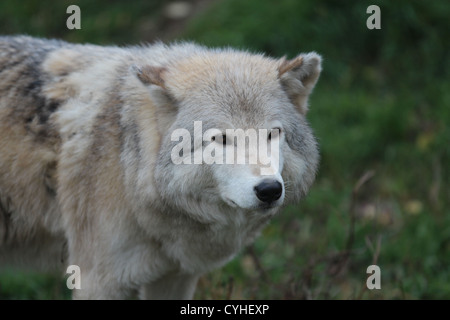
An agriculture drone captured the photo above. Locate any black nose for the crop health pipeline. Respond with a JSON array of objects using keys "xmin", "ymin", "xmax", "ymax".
[{"xmin": 254, "ymin": 180, "xmax": 283, "ymax": 203}]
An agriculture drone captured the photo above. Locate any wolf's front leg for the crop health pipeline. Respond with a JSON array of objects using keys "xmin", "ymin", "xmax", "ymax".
[{"xmin": 140, "ymin": 273, "xmax": 199, "ymax": 300}]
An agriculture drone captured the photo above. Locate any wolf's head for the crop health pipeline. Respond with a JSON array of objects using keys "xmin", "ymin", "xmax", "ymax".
[{"xmin": 133, "ymin": 46, "xmax": 321, "ymax": 223}]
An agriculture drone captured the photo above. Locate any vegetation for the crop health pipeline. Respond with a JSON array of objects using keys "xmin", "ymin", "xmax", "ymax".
[{"xmin": 0, "ymin": 0, "xmax": 448, "ymax": 299}]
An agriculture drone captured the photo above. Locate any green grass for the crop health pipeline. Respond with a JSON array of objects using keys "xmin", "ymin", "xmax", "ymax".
[
  {"xmin": 0, "ymin": 0, "xmax": 449, "ymax": 299},
  {"xmin": 0, "ymin": 269, "xmax": 70, "ymax": 300}
]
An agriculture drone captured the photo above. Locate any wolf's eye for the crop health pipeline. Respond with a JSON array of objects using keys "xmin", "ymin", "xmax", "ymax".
[
  {"xmin": 268, "ymin": 128, "xmax": 282, "ymax": 140},
  {"xmin": 212, "ymin": 134, "xmax": 227, "ymax": 145}
]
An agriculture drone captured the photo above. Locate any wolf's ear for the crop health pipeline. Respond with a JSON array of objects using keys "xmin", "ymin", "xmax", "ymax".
[
  {"xmin": 131, "ymin": 65, "xmax": 166, "ymax": 88},
  {"xmin": 278, "ymin": 53, "xmax": 322, "ymax": 115},
  {"xmin": 131, "ymin": 65, "xmax": 178, "ymax": 133}
]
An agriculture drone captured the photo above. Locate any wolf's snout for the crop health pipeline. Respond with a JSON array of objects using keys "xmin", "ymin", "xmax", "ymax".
[{"xmin": 254, "ymin": 180, "xmax": 283, "ymax": 203}]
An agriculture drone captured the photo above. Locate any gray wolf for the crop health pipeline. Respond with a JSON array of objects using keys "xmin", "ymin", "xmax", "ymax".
[{"xmin": 0, "ymin": 36, "xmax": 321, "ymax": 299}]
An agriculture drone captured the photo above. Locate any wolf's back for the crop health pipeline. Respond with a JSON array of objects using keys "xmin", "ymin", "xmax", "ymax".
[
  {"xmin": 0, "ymin": 36, "xmax": 68, "ymax": 140},
  {"xmin": 0, "ymin": 37, "xmax": 66, "ymax": 252}
]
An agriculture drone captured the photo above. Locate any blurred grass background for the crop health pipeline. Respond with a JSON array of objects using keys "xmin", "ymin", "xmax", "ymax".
[{"xmin": 0, "ymin": 0, "xmax": 448, "ymax": 299}]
